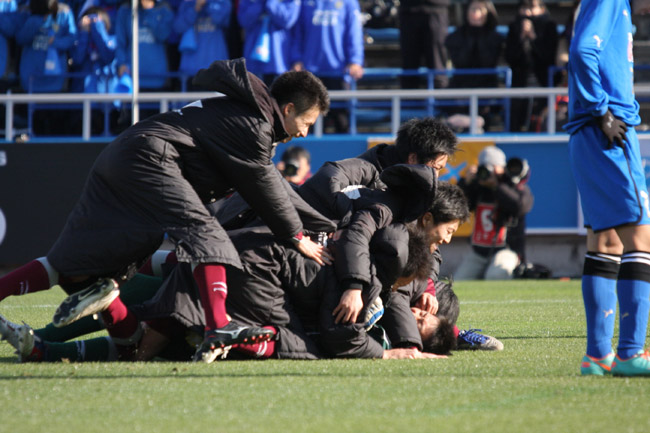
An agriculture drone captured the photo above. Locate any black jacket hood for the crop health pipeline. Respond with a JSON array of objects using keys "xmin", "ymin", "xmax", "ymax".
[{"xmin": 192, "ymin": 58, "xmax": 289, "ymax": 142}]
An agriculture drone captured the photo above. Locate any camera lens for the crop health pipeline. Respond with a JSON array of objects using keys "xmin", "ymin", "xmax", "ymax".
[
  {"xmin": 476, "ymin": 165, "xmax": 491, "ymax": 181},
  {"xmin": 283, "ymin": 160, "xmax": 300, "ymax": 177},
  {"xmin": 506, "ymin": 158, "xmax": 523, "ymax": 178}
]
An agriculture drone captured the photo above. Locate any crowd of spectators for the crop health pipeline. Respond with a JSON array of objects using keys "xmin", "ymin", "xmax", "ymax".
[{"xmin": 0, "ymin": 0, "xmax": 577, "ymax": 136}]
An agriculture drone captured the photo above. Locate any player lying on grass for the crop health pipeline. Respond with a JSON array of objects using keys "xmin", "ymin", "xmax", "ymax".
[
  {"xmin": 0, "ymin": 164, "xmax": 445, "ymax": 361},
  {"xmin": 0, "ymin": 223, "xmax": 452, "ymax": 362},
  {"xmin": 56, "ymin": 161, "xmax": 439, "ymax": 362}
]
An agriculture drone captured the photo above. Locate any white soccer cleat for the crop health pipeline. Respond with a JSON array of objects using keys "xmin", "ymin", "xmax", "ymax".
[{"xmin": 0, "ymin": 313, "xmax": 23, "ymax": 351}]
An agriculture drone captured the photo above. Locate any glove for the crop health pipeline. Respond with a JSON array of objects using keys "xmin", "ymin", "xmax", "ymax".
[{"xmin": 596, "ymin": 110, "xmax": 628, "ymax": 148}]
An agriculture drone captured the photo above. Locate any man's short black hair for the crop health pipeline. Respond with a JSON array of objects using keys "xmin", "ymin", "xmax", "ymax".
[
  {"xmin": 434, "ymin": 280, "xmax": 459, "ymax": 325},
  {"xmin": 281, "ymin": 146, "xmax": 311, "ymax": 164},
  {"xmin": 429, "ymin": 181, "xmax": 470, "ymax": 225},
  {"xmin": 394, "ymin": 117, "xmax": 458, "ymax": 164},
  {"xmin": 422, "ymin": 316, "xmax": 457, "ymax": 355},
  {"xmin": 270, "ymin": 71, "xmax": 330, "ymax": 116},
  {"xmin": 402, "ymin": 226, "xmax": 434, "ymax": 281}
]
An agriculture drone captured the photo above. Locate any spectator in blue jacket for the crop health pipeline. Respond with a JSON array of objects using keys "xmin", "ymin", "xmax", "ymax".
[
  {"xmin": 69, "ymin": 7, "xmax": 116, "ymax": 93},
  {"xmin": 16, "ymin": 0, "xmax": 77, "ymax": 93},
  {"xmin": 76, "ymin": 0, "xmax": 123, "ymax": 34},
  {"xmin": 290, "ymin": 0, "xmax": 364, "ymax": 133},
  {"xmin": 115, "ymin": 0, "xmax": 173, "ymax": 90},
  {"xmin": 173, "ymin": 0, "xmax": 231, "ymax": 86},
  {"xmin": 238, "ymin": 0, "xmax": 300, "ymax": 85},
  {"xmin": 68, "ymin": 7, "xmax": 117, "ymax": 134},
  {"xmin": 0, "ymin": 0, "xmax": 19, "ymax": 85}
]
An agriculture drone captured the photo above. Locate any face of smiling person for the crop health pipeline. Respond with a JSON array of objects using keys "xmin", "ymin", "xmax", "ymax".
[
  {"xmin": 411, "ymin": 307, "xmax": 441, "ymax": 341},
  {"xmin": 420, "ymin": 215, "xmax": 461, "ymax": 252},
  {"xmin": 407, "ymin": 153, "xmax": 449, "ymax": 177},
  {"xmin": 281, "ymin": 103, "xmax": 321, "ymax": 143}
]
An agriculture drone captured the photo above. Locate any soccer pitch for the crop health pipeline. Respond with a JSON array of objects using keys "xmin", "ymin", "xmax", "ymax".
[{"xmin": 1, "ymin": 280, "xmax": 649, "ymax": 433}]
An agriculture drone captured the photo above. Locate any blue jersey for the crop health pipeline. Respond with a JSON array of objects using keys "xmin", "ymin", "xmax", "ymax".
[
  {"xmin": 566, "ymin": 0, "xmax": 650, "ymax": 231},
  {"xmin": 16, "ymin": 4, "xmax": 77, "ymax": 93},
  {"xmin": 174, "ymin": 0, "xmax": 231, "ymax": 77},
  {"xmin": 290, "ymin": 0, "xmax": 364, "ymax": 74},
  {"xmin": 565, "ymin": 0, "xmax": 640, "ymax": 134},
  {"xmin": 115, "ymin": 3, "xmax": 173, "ymax": 89},
  {"xmin": 0, "ymin": 0, "xmax": 18, "ymax": 78},
  {"xmin": 238, "ymin": 0, "xmax": 300, "ymax": 76},
  {"xmin": 69, "ymin": 18, "xmax": 117, "ymax": 93}
]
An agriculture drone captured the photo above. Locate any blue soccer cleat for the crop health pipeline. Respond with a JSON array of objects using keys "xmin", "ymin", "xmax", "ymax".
[
  {"xmin": 580, "ymin": 352, "xmax": 615, "ymax": 376},
  {"xmin": 611, "ymin": 350, "xmax": 650, "ymax": 377},
  {"xmin": 457, "ymin": 328, "xmax": 504, "ymax": 351}
]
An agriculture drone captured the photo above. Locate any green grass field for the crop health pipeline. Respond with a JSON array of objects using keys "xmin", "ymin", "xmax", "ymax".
[{"xmin": 1, "ymin": 280, "xmax": 649, "ymax": 433}]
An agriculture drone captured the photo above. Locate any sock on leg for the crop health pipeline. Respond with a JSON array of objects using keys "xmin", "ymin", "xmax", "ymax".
[
  {"xmin": 101, "ymin": 297, "xmax": 139, "ymax": 340},
  {"xmin": 0, "ymin": 258, "xmax": 57, "ymax": 301},
  {"xmin": 36, "ymin": 315, "xmax": 104, "ymax": 342},
  {"xmin": 582, "ymin": 252, "xmax": 619, "ymax": 358},
  {"xmin": 138, "ymin": 251, "xmax": 177, "ymax": 277},
  {"xmin": 192, "ymin": 263, "xmax": 229, "ymax": 330},
  {"xmin": 617, "ymin": 251, "xmax": 650, "ymax": 359},
  {"xmin": 45, "ymin": 337, "xmax": 113, "ymax": 362}
]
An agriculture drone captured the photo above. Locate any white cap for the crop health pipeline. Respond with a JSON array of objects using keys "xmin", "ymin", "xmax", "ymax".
[{"xmin": 478, "ymin": 146, "xmax": 506, "ymax": 169}]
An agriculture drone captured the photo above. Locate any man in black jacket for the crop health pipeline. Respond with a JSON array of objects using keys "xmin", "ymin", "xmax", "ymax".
[
  {"xmin": 0, "ymin": 58, "xmax": 331, "ymax": 360},
  {"xmin": 298, "ymin": 117, "xmax": 457, "ymax": 228}
]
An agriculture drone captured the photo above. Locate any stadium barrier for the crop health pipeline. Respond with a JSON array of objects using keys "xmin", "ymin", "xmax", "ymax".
[{"xmin": 1, "ymin": 86, "xmax": 568, "ymax": 141}]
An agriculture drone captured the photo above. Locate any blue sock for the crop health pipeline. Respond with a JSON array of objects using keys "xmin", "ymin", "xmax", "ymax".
[
  {"xmin": 617, "ymin": 251, "xmax": 650, "ymax": 359},
  {"xmin": 582, "ymin": 252, "xmax": 619, "ymax": 358}
]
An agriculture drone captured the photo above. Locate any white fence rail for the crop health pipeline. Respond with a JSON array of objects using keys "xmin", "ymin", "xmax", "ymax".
[{"xmin": 3, "ymin": 86, "xmax": 650, "ymax": 141}]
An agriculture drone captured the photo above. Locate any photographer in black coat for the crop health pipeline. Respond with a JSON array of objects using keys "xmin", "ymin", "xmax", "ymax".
[{"xmin": 455, "ymin": 146, "xmax": 534, "ymax": 280}]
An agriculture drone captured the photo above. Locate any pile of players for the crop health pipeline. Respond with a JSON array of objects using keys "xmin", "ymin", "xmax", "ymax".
[{"xmin": 0, "ymin": 59, "xmax": 502, "ymax": 363}]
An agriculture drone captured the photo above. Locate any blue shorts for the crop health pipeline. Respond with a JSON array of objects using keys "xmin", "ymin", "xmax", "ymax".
[{"xmin": 568, "ymin": 125, "xmax": 650, "ymax": 231}]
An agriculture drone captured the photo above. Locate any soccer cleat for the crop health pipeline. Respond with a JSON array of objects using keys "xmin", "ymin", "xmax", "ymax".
[
  {"xmin": 0, "ymin": 313, "xmax": 24, "ymax": 351},
  {"xmin": 580, "ymin": 352, "xmax": 615, "ymax": 376},
  {"xmin": 457, "ymin": 329, "xmax": 504, "ymax": 351},
  {"xmin": 16, "ymin": 324, "xmax": 46, "ymax": 362},
  {"xmin": 52, "ymin": 278, "xmax": 119, "ymax": 328},
  {"xmin": 192, "ymin": 322, "xmax": 276, "ymax": 364},
  {"xmin": 611, "ymin": 350, "xmax": 650, "ymax": 377}
]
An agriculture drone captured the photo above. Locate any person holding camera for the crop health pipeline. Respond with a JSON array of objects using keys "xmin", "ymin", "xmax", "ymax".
[{"xmin": 454, "ymin": 146, "xmax": 534, "ymax": 280}]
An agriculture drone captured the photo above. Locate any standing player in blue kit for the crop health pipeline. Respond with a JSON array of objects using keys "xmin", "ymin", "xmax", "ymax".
[{"xmin": 565, "ymin": 0, "xmax": 650, "ymax": 376}]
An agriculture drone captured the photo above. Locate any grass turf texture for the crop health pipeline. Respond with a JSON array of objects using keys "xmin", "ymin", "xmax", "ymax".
[{"xmin": 1, "ymin": 280, "xmax": 649, "ymax": 433}]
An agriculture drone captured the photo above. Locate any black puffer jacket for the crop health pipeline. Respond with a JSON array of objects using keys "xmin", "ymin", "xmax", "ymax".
[
  {"xmin": 316, "ymin": 223, "xmax": 412, "ymax": 359},
  {"xmin": 379, "ymin": 278, "xmax": 428, "ymax": 349},
  {"xmin": 298, "ymin": 143, "xmax": 405, "ymax": 226},
  {"xmin": 332, "ymin": 164, "xmax": 438, "ymax": 287},
  {"xmin": 126, "ymin": 58, "xmax": 303, "ymax": 240}
]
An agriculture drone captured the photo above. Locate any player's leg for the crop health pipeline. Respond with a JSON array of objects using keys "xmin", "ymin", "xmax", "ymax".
[
  {"xmin": 138, "ymin": 250, "xmax": 177, "ymax": 277},
  {"xmin": 610, "ymin": 224, "xmax": 650, "ymax": 376},
  {"xmin": 192, "ymin": 262, "xmax": 277, "ymax": 363},
  {"xmin": 579, "ymin": 229, "xmax": 621, "ymax": 375},
  {"xmin": 570, "ymin": 126, "xmax": 650, "ymax": 375},
  {"xmin": 0, "ymin": 257, "xmax": 59, "ymax": 302},
  {"xmin": 1, "ymin": 320, "xmax": 118, "ymax": 362}
]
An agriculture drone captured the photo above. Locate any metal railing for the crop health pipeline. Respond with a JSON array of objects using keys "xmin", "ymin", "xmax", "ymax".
[{"xmin": 4, "ymin": 85, "xmax": 650, "ymax": 141}]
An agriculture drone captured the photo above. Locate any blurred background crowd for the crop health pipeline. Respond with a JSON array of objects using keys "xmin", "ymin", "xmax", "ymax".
[{"xmin": 2, "ymin": 0, "xmax": 650, "ymax": 137}]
